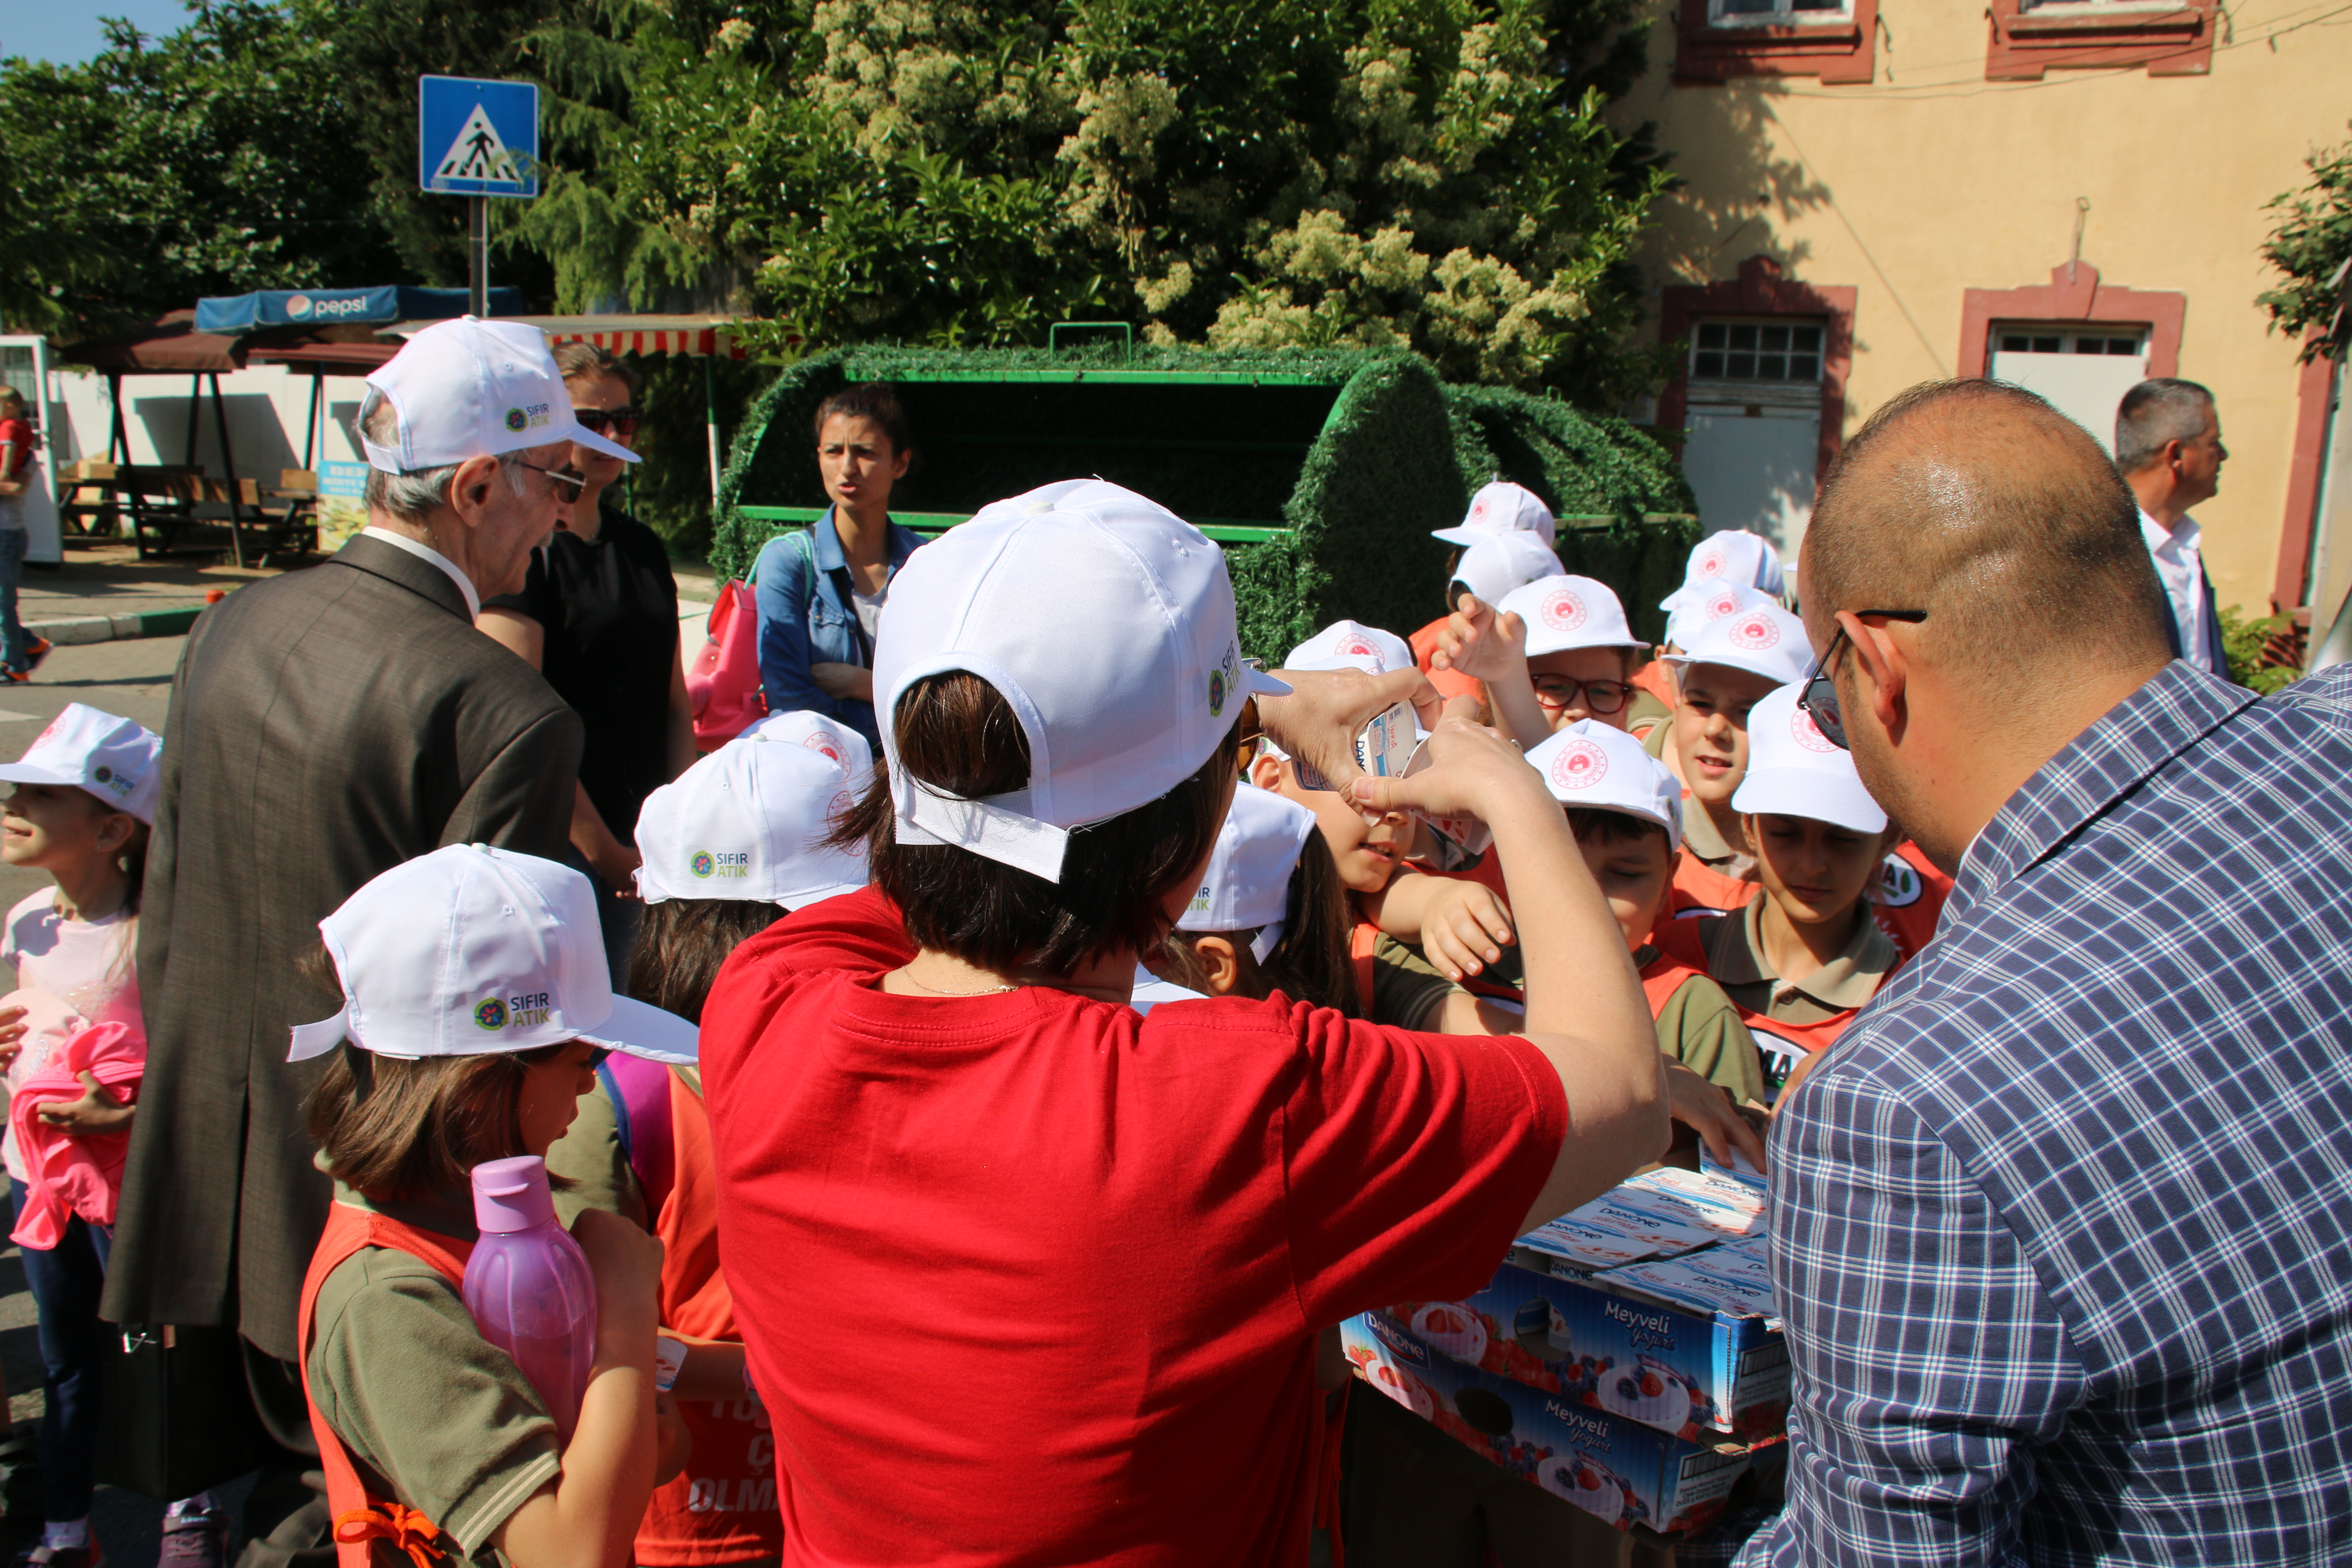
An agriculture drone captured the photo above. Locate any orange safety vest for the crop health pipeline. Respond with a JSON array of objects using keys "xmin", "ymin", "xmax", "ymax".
[
  {"xmin": 1628, "ymin": 658, "xmax": 1676, "ymax": 708},
  {"xmin": 1651, "ymin": 922, "xmax": 1869, "ymax": 1089},
  {"xmin": 635, "ymin": 1073, "xmax": 784, "ymax": 1564},
  {"xmin": 1638, "ymin": 948, "xmax": 1708, "ymax": 1018},
  {"xmin": 297, "ymin": 1203, "xmax": 476, "ymax": 1568},
  {"xmin": 1662, "ymin": 842, "xmax": 1951, "ymax": 967}
]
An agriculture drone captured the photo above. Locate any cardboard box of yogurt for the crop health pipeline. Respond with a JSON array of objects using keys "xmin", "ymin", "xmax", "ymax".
[
  {"xmin": 1344, "ymin": 1313, "xmax": 1765, "ymax": 1537},
  {"xmin": 1381, "ymin": 1171, "xmax": 1786, "ymax": 1440}
]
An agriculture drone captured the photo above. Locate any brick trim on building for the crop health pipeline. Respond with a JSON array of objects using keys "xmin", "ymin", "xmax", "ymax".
[
  {"xmin": 1957, "ymin": 263, "xmax": 2187, "ymax": 379},
  {"xmin": 1658, "ymin": 256, "xmax": 1859, "ymax": 483},
  {"xmin": 2274, "ymin": 343, "xmax": 2337, "ymax": 614},
  {"xmin": 1983, "ymin": 0, "xmax": 2217, "ymax": 81},
  {"xmin": 1675, "ymin": 0, "xmax": 1877, "ymax": 84}
]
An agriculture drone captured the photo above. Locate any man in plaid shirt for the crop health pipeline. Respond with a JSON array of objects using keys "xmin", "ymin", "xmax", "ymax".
[{"xmin": 1741, "ymin": 379, "xmax": 2352, "ymax": 1565}]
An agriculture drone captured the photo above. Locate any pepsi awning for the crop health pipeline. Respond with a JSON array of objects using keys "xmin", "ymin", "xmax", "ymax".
[{"xmin": 194, "ymin": 285, "xmax": 527, "ymax": 334}]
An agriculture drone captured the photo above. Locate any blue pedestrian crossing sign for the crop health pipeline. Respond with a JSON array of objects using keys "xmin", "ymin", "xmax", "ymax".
[{"xmin": 418, "ymin": 76, "xmax": 539, "ymax": 198}]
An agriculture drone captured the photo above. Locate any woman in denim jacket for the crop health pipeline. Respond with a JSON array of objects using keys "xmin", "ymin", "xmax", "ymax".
[{"xmin": 751, "ymin": 383, "xmax": 925, "ymax": 748}]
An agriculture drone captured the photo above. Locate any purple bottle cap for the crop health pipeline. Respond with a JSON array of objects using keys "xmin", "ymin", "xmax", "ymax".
[{"xmin": 471, "ymin": 1155, "xmax": 556, "ymax": 1234}]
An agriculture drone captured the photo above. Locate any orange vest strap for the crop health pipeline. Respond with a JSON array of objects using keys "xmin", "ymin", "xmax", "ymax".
[
  {"xmin": 1351, "ymin": 921, "xmax": 1381, "ymax": 1017},
  {"xmin": 1638, "ymin": 952, "xmax": 1705, "ymax": 1017},
  {"xmin": 300, "ymin": 1203, "xmax": 475, "ymax": 1568}
]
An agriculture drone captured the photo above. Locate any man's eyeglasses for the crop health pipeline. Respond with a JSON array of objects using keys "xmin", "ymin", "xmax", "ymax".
[
  {"xmin": 572, "ymin": 407, "xmax": 642, "ymax": 440},
  {"xmin": 1797, "ymin": 609, "xmax": 1929, "ymax": 750},
  {"xmin": 587, "ymin": 1046, "xmax": 613, "ymax": 1069},
  {"xmin": 517, "ymin": 459, "xmax": 587, "ymax": 505},
  {"xmin": 1531, "ymin": 675, "xmax": 1633, "ymax": 715}
]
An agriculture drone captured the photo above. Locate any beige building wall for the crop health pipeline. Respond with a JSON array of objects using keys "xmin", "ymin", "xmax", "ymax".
[{"xmin": 1612, "ymin": 0, "xmax": 2346, "ymax": 617}]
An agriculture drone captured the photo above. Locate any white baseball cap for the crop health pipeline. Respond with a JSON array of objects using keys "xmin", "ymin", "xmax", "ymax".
[
  {"xmin": 634, "ymin": 711, "xmax": 873, "ymax": 908},
  {"xmin": 1178, "ymin": 783, "xmax": 1318, "ymax": 961},
  {"xmin": 358, "ymin": 317, "xmax": 640, "ymax": 475},
  {"xmin": 1660, "ymin": 530, "xmax": 1783, "ymax": 612},
  {"xmin": 1733, "ymin": 684, "xmax": 1888, "ymax": 833},
  {"xmin": 0, "ymin": 704, "xmax": 162, "ymax": 824},
  {"xmin": 873, "ymin": 479, "xmax": 1289, "ymax": 884},
  {"xmin": 1498, "ymin": 574, "xmax": 1645, "ymax": 658},
  {"xmin": 1663, "ymin": 579, "xmax": 1778, "ymax": 654},
  {"xmin": 288, "ymin": 844, "xmax": 696, "ymax": 1065},
  {"xmin": 1450, "ymin": 533, "xmax": 1565, "ymax": 610},
  {"xmin": 1284, "ymin": 620, "xmax": 1414, "ymax": 677},
  {"xmin": 1663, "ymin": 603, "xmax": 1813, "ymax": 687},
  {"xmin": 1434, "ymin": 481, "xmax": 1557, "ymax": 549},
  {"xmin": 1526, "ymin": 721, "xmax": 1683, "ymax": 849}
]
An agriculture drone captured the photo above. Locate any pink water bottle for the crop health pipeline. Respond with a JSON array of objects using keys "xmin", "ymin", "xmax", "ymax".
[{"xmin": 462, "ymin": 1156, "xmax": 598, "ymax": 1442}]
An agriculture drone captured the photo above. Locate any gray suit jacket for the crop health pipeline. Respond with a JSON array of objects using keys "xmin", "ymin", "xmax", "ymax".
[{"xmin": 101, "ymin": 533, "xmax": 583, "ymax": 1360}]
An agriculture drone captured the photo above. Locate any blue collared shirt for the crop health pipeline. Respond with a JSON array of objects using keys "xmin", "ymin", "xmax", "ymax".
[
  {"xmin": 750, "ymin": 510, "xmax": 925, "ymax": 748},
  {"xmin": 1740, "ymin": 660, "xmax": 2352, "ymax": 1567}
]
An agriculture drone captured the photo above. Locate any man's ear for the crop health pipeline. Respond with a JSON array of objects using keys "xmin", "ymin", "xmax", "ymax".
[
  {"xmin": 1190, "ymin": 935, "xmax": 1243, "ymax": 997},
  {"xmin": 1841, "ymin": 611, "xmax": 1910, "ymax": 744},
  {"xmin": 447, "ymin": 453, "xmax": 505, "ymax": 530}
]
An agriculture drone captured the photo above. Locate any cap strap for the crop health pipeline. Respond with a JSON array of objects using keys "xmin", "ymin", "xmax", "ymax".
[
  {"xmin": 288, "ymin": 1004, "xmax": 352, "ymax": 1063},
  {"xmin": 895, "ymin": 776, "xmax": 1070, "ymax": 883}
]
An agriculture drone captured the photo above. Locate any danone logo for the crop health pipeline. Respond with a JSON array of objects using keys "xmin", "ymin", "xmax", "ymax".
[
  {"xmin": 504, "ymin": 407, "xmax": 528, "ymax": 432},
  {"xmin": 1540, "ymin": 589, "xmax": 1587, "ymax": 632},
  {"xmin": 1728, "ymin": 613, "xmax": 1780, "ymax": 651},
  {"xmin": 1550, "ymin": 737, "xmax": 1609, "ymax": 791},
  {"xmin": 690, "ymin": 850, "xmax": 716, "ymax": 879},
  {"xmin": 474, "ymin": 997, "xmax": 508, "ymax": 1031},
  {"xmin": 1790, "ymin": 706, "xmax": 1835, "ymax": 753}
]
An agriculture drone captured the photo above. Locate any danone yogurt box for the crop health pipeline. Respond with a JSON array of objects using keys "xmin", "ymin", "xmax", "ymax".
[
  {"xmin": 1344, "ymin": 1314, "xmax": 1767, "ymax": 1536},
  {"xmin": 1384, "ymin": 1173, "xmax": 1788, "ymax": 1439}
]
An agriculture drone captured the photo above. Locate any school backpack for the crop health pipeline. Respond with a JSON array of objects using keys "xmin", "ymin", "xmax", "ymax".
[{"xmin": 686, "ymin": 579, "xmax": 766, "ymax": 749}]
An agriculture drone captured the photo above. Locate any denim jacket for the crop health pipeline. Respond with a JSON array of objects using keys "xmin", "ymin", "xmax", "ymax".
[{"xmin": 751, "ymin": 509, "xmax": 926, "ymax": 748}]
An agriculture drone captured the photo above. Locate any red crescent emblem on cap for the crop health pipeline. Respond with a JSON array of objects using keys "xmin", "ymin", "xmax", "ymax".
[
  {"xmin": 1540, "ymin": 590, "xmax": 1587, "ymax": 632},
  {"xmin": 1705, "ymin": 591, "xmax": 1739, "ymax": 620},
  {"xmin": 1790, "ymin": 706, "xmax": 1834, "ymax": 753},
  {"xmin": 1729, "ymin": 614, "xmax": 1780, "ymax": 650},
  {"xmin": 1469, "ymin": 500, "xmax": 1490, "ymax": 523},
  {"xmin": 802, "ymin": 732, "xmax": 845, "ymax": 770},
  {"xmin": 1549, "ymin": 738, "xmax": 1610, "ymax": 790},
  {"xmin": 1338, "ymin": 636, "xmax": 1376, "ymax": 658},
  {"xmin": 1698, "ymin": 549, "xmax": 1726, "ymax": 578}
]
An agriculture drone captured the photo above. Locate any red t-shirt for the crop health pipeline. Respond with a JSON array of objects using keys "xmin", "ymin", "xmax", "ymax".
[
  {"xmin": 700, "ymin": 886, "xmax": 1567, "ymax": 1568},
  {"xmin": 0, "ymin": 419, "xmax": 31, "ymax": 480}
]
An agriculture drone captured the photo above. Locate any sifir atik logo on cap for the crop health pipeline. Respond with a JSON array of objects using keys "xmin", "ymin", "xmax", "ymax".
[
  {"xmin": 1790, "ymin": 705, "xmax": 1835, "ymax": 753},
  {"xmin": 1727, "ymin": 613, "xmax": 1781, "ymax": 651},
  {"xmin": 1209, "ymin": 643, "xmax": 1240, "ymax": 719},
  {"xmin": 1540, "ymin": 589, "xmax": 1588, "ymax": 632},
  {"xmin": 91, "ymin": 764, "xmax": 132, "ymax": 800},
  {"xmin": 1550, "ymin": 737, "xmax": 1609, "ymax": 790},
  {"xmin": 690, "ymin": 850, "xmax": 750, "ymax": 880},
  {"xmin": 474, "ymin": 991, "xmax": 554, "ymax": 1030}
]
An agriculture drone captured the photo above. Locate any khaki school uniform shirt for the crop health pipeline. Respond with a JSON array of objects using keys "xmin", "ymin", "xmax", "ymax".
[
  {"xmin": 1695, "ymin": 898, "xmax": 1897, "ymax": 1026},
  {"xmin": 1639, "ymin": 944, "xmax": 1767, "ymax": 1106},
  {"xmin": 1369, "ymin": 934, "xmax": 1478, "ymax": 1031},
  {"xmin": 305, "ymin": 1171, "xmax": 561, "ymax": 1562}
]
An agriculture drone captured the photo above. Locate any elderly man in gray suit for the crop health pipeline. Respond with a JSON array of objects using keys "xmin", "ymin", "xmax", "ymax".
[{"xmin": 101, "ymin": 318, "xmax": 635, "ymax": 1568}]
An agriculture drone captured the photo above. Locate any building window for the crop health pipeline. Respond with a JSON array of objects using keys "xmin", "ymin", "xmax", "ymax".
[
  {"xmin": 1984, "ymin": 0, "xmax": 2216, "ymax": 79},
  {"xmin": 1985, "ymin": 323, "xmax": 2151, "ymax": 455},
  {"xmin": 1994, "ymin": 327, "xmax": 2146, "ymax": 356},
  {"xmin": 1693, "ymin": 320, "xmax": 1826, "ymax": 383},
  {"xmin": 1709, "ymin": 0, "xmax": 1850, "ymax": 24}
]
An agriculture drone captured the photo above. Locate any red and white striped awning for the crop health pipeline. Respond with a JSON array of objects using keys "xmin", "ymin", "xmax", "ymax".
[{"xmin": 379, "ymin": 314, "xmax": 745, "ymax": 358}]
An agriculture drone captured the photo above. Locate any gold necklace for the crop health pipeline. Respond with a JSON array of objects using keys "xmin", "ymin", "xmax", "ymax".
[{"xmin": 898, "ymin": 970, "xmax": 1023, "ymax": 998}]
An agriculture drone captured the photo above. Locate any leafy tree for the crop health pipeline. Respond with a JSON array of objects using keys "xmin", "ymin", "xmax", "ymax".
[{"xmin": 2258, "ymin": 122, "xmax": 2352, "ymax": 362}]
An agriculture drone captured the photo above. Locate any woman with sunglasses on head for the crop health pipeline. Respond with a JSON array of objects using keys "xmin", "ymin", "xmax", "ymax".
[{"xmin": 481, "ymin": 341, "xmax": 696, "ymax": 984}]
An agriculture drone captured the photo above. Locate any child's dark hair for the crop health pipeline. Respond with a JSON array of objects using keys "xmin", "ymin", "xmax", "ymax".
[
  {"xmin": 1564, "ymin": 806, "xmax": 1670, "ymax": 850},
  {"xmin": 813, "ymin": 382, "xmax": 911, "ymax": 457},
  {"xmin": 299, "ymin": 945, "xmax": 570, "ymax": 1203},
  {"xmin": 1160, "ymin": 829, "xmax": 1360, "ymax": 1015},
  {"xmin": 628, "ymin": 899, "xmax": 781, "ymax": 1024},
  {"xmin": 831, "ymin": 672, "xmax": 1241, "ymax": 975}
]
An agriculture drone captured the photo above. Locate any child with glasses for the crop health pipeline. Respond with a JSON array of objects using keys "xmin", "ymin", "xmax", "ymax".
[{"xmin": 1426, "ymin": 574, "xmax": 1649, "ymax": 750}]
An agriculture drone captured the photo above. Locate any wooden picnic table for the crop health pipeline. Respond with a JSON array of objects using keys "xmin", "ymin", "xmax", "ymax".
[{"xmin": 59, "ymin": 461, "xmax": 318, "ymax": 564}]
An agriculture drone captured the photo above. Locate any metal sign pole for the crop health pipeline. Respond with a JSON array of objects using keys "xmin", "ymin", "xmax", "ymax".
[{"xmin": 469, "ymin": 196, "xmax": 488, "ymax": 318}]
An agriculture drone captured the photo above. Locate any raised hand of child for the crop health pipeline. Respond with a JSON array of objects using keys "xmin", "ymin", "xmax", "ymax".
[
  {"xmin": 1420, "ymin": 879, "xmax": 1517, "ymax": 981},
  {"xmin": 1432, "ymin": 594, "xmax": 1529, "ymax": 686},
  {"xmin": 1256, "ymin": 664, "xmax": 1439, "ymax": 810},
  {"xmin": 1662, "ymin": 1062, "xmax": 1768, "ymax": 1174},
  {"xmin": 0, "ymin": 1002, "xmax": 26, "ymax": 1072},
  {"xmin": 36, "ymin": 1071, "xmax": 133, "ymax": 1136}
]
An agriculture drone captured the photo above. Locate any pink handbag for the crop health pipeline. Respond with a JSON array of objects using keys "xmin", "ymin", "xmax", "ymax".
[{"xmin": 686, "ymin": 579, "xmax": 767, "ymax": 748}]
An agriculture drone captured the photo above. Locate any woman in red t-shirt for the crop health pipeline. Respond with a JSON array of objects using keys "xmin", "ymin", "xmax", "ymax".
[
  {"xmin": 698, "ymin": 480, "xmax": 1670, "ymax": 1568},
  {"xmin": 0, "ymin": 388, "xmax": 47, "ymax": 682}
]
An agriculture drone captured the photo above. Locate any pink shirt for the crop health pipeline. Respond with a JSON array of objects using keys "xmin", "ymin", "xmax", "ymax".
[{"xmin": 1, "ymin": 889, "xmax": 141, "ymax": 1183}]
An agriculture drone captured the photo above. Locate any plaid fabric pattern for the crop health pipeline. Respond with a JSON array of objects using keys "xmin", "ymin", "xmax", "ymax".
[{"xmin": 1740, "ymin": 662, "xmax": 2352, "ymax": 1567}]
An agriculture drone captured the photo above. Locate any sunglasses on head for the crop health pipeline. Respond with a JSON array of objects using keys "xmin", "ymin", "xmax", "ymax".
[
  {"xmin": 1797, "ymin": 609, "xmax": 1929, "ymax": 750},
  {"xmin": 571, "ymin": 407, "xmax": 642, "ymax": 439},
  {"xmin": 515, "ymin": 459, "xmax": 588, "ymax": 505}
]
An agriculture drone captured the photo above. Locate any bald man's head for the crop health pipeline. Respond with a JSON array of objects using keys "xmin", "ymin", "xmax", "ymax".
[{"xmin": 1805, "ymin": 380, "xmax": 2172, "ymax": 686}]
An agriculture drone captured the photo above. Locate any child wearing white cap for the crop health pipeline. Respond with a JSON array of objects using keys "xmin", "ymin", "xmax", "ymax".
[
  {"xmin": 1651, "ymin": 685, "xmax": 1900, "ymax": 1098},
  {"xmin": 694, "ymin": 478, "xmax": 1667, "ymax": 1565},
  {"xmin": 292, "ymin": 844, "xmax": 689, "ymax": 1568},
  {"xmin": 1626, "ymin": 578, "xmax": 1779, "ymax": 739},
  {"xmin": 1649, "ymin": 602, "xmax": 1813, "ymax": 920},
  {"xmin": 0, "ymin": 704, "xmax": 165, "ymax": 1562},
  {"xmin": 539, "ymin": 709, "xmax": 868, "ymax": 1567},
  {"xmin": 1425, "ymin": 574, "xmax": 1650, "ymax": 749},
  {"xmin": 1658, "ymin": 529, "xmax": 1785, "ymax": 616},
  {"xmin": 1152, "ymin": 784, "xmax": 1359, "ymax": 1013}
]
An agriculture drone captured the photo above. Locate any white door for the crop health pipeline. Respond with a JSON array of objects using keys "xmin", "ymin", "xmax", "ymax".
[
  {"xmin": 1987, "ymin": 325, "xmax": 2148, "ymax": 456},
  {"xmin": 1683, "ymin": 399, "xmax": 1819, "ymax": 558}
]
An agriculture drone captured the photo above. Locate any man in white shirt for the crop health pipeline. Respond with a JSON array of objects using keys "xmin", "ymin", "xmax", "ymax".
[{"xmin": 2115, "ymin": 378, "xmax": 2231, "ymax": 680}]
